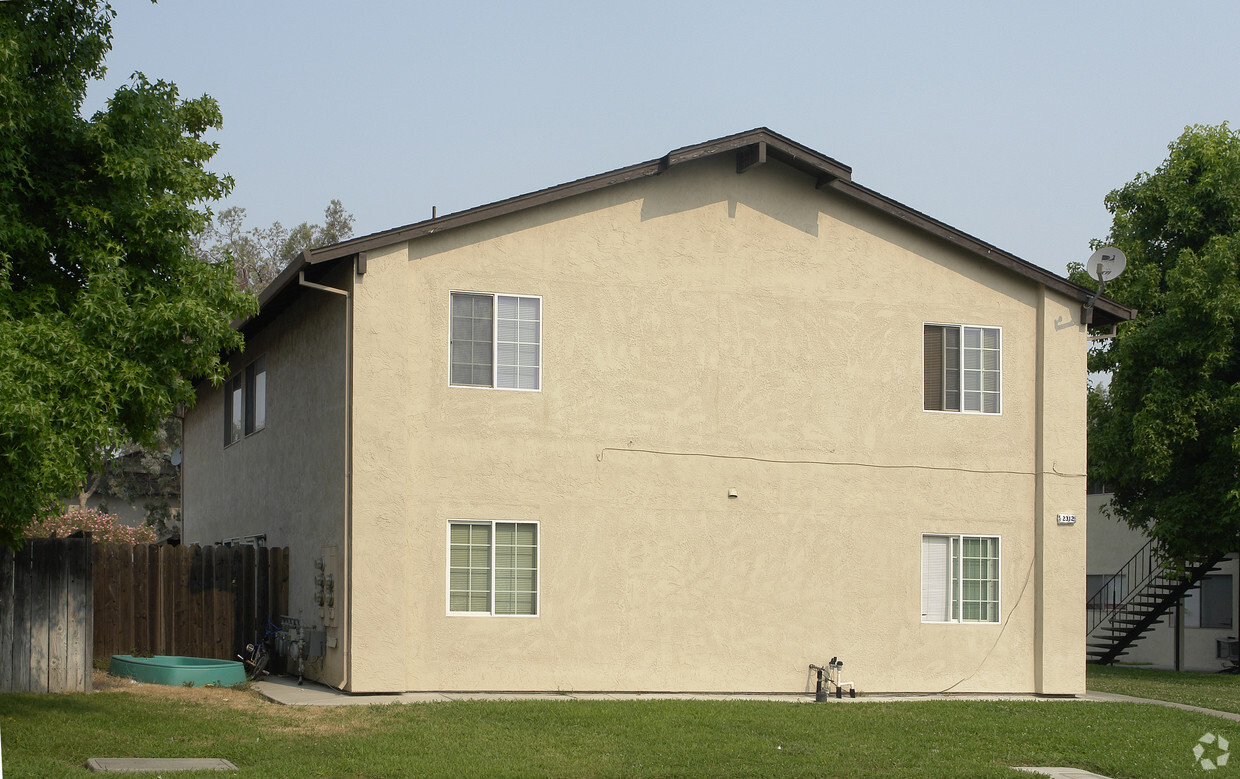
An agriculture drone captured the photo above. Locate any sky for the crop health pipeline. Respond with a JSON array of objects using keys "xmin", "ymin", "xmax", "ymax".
[{"xmin": 83, "ymin": 1, "xmax": 1240, "ymax": 278}]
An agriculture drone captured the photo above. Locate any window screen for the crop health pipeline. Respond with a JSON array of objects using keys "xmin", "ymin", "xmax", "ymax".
[
  {"xmin": 449, "ymin": 521, "xmax": 539, "ymax": 616},
  {"xmin": 450, "ymin": 293, "xmax": 494, "ymax": 387},
  {"xmin": 925, "ymin": 324, "xmax": 998, "ymax": 414},
  {"xmin": 922, "ymin": 534, "xmax": 1000, "ymax": 623}
]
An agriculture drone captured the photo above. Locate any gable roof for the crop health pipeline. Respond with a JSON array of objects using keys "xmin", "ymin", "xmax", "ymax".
[{"xmin": 250, "ymin": 128, "xmax": 1135, "ymax": 329}]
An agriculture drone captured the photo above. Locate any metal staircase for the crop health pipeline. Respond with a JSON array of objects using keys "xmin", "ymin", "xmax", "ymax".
[{"xmin": 1086, "ymin": 539, "xmax": 1227, "ymax": 665}]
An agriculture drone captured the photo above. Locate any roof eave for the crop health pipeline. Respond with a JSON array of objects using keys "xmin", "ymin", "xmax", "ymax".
[{"xmin": 240, "ymin": 128, "xmax": 1135, "ymax": 330}]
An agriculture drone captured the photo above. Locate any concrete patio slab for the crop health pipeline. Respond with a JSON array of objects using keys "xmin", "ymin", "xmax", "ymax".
[
  {"xmin": 86, "ymin": 757, "xmax": 237, "ymax": 772},
  {"xmin": 254, "ymin": 675, "xmax": 1076, "ymax": 706},
  {"xmin": 1014, "ymin": 768, "xmax": 1113, "ymax": 779}
]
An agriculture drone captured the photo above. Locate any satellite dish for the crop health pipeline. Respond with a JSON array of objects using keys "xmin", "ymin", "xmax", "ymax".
[{"xmin": 1086, "ymin": 248, "xmax": 1127, "ymax": 283}]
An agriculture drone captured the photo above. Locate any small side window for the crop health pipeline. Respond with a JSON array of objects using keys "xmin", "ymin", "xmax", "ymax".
[
  {"xmin": 224, "ymin": 374, "xmax": 243, "ymax": 446},
  {"xmin": 245, "ymin": 355, "xmax": 266, "ymax": 435}
]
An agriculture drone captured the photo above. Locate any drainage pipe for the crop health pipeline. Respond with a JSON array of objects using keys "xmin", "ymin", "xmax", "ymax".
[{"xmin": 298, "ymin": 268, "xmax": 353, "ymax": 692}]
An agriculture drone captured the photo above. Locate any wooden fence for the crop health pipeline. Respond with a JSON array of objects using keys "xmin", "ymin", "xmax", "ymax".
[
  {"xmin": 93, "ymin": 544, "xmax": 289, "ymax": 662},
  {"xmin": 0, "ymin": 537, "xmax": 93, "ymax": 693}
]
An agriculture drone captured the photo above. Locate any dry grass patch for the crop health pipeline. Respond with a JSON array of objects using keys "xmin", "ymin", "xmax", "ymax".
[{"xmin": 90, "ymin": 670, "xmax": 414, "ymax": 738}]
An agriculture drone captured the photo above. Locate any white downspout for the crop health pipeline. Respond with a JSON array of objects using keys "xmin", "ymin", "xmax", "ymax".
[{"xmin": 298, "ymin": 268, "xmax": 353, "ymax": 692}]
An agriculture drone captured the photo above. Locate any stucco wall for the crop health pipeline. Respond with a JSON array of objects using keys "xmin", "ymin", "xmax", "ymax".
[
  {"xmin": 183, "ymin": 262, "xmax": 349, "ymax": 685},
  {"xmin": 345, "ymin": 156, "xmax": 1089, "ymax": 694}
]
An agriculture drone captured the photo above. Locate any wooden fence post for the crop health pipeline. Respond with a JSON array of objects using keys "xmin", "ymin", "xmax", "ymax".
[
  {"xmin": 0, "ymin": 544, "xmax": 14, "ymax": 691},
  {"xmin": 1, "ymin": 538, "xmax": 93, "ymax": 693}
]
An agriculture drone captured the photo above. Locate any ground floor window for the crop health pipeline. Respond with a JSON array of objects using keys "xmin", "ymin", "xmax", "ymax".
[
  {"xmin": 922, "ymin": 534, "xmax": 1000, "ymax": 623},
  {"xmin": 1087, "ymin": 573, "xmax": 1128, "ymax": 611},
  {"xmin": 448, "ymin": 521, "xmax": 538, "ymax": 616},
  {"xmin": 1185, "ymin": 574, "xmax": 1233, "ymax": 629}
]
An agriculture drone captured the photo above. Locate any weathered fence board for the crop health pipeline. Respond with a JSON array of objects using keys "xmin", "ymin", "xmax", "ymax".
[
  {"xmin": 4, "ymin": 540, "xmax": 285, "ymax": 691},
  {"xmin": 66, "ymin": 542, "xmax": 92, "ymax": 693},
  {"xmin": 91, "ymin": 544, "xmax": 288, "ymax": 663},
  {"xmin": 0, "ymin": 547, "xmax": 13, "ymax": 691},
  {"xmin": 1, "ymin": 537, "xmax": 93, "ymax": 693}
]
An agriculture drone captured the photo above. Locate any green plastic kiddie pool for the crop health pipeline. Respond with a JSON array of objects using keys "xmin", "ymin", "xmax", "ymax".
[{"xmin": 109, "ymin": 655, "xmax": 247, "ymax": 687}]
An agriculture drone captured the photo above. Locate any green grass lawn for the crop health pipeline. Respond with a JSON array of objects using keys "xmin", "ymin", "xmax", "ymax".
[
  {"xmin": 1087, "ymin": 663, "xmax": 1240, "ymax": 715},
  {"xmin": 2, "ymin": 675, "xmax": 1237, "ymax": 778}
]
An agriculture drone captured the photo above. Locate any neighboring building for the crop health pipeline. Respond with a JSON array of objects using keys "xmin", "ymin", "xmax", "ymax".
[
  {"xmin": 1086, "ymin": 486, "xmax": 1238, "ymax": 671},
  {"xmin": 182, "ymin": 128, "xmax": 1134, "ymax": 694},
  {"xmin": 64, "ymin": 448, "xmax": 183, "ymax": 540}
]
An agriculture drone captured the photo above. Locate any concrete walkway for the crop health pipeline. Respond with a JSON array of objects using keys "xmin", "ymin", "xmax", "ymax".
[
  {"xmin": 254, "ymin": 675, "xmax": 1237, "ymax": 721},
  {"xmin": 1085, "ymin": 689, "xmax": 1240, "ymax": 722},
  {"xmin": 254, "ymin": 676, "xmax": 1111, "ymax": 706}
]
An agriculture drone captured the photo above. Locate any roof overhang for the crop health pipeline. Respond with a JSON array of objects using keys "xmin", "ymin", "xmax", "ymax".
[{"xmin": 241, "ymin": 128, "xmax": 1136, "ymax": 330}]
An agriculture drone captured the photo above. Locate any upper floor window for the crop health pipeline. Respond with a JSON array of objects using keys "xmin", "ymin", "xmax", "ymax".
[
  {"xmin": 1086, "ymin": 481, "xmax": 1111, "ymax": 495},
  {"xmin": 224, "ymin": 374, "xmax": 243, "ymax": 446},
  {"xmin": 245, "ymin": 356, "xmax": 266, "ymax": 435},
  {"xmin": 923, "ymin": 324, "xmax": 1000, "ymax": 414},
  {"xmin": 450, "ymin": 292, "xmax": 541, "ymax": 391},
  {"xmin": 224, "ymin": 355, "xmax": 266, "ymax": 447}
]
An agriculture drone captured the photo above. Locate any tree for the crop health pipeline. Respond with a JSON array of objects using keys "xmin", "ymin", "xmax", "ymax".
[
  {"xmin": 0, "ymin": 1, "xmax": 255, "ymax": 549},
  {"xmin": 1071, "ymin": 123, "xmax": 1240, "ymax": 561},
  {"xmin": 195, "ymin": 199, "xmax": 355, "ymax": 293}
]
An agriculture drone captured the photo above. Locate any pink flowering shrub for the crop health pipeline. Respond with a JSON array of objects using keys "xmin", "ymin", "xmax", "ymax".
[{"xmin": 25, "ymin": 508, "xmax": 157, "ymax": 545}]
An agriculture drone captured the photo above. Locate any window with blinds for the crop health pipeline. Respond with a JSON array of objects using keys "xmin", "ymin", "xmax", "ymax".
[
  {"xmin": 924, "ymin": 324, "xmax": 1000, "ymax": 414},
  {"xmin": 450, "ymin": 292, "xmax": 541, "ymax": 390},
  {"xmin": 921, "ymin": 534, "xmax": 1000, "ymax": 623},
  {"xmin": 448, "ymin": 521, "xmax": 539, "ymax": 617}
]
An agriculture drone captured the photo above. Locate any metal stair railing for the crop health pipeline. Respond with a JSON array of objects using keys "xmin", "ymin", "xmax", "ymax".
[
  {"xmin": 1087, "ymin": 543, "xmax": 1229, "ymax": 665},
  {"xmin": 1087, "ymin": 537, "xmax": 1160, "ymax": 635}
]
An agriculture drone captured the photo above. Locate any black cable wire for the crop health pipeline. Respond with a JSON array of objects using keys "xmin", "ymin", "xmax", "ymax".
[{"xmin": 598, "ymin": 447, "xmax": 1086, "ymax": 479}]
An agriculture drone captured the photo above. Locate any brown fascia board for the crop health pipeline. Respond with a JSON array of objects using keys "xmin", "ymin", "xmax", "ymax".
[
  {"xmin": 246, "ymin": 127, "xmax": 1135, "ymax": 329},
  {"xmin": 824, "ymin": 178, "xmax": 1136, "ymax": 325}
]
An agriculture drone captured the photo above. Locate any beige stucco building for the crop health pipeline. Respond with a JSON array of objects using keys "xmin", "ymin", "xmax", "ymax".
[{"xmin": 184, "ymin": 129, "xmax": 1133, "ymax": 694}]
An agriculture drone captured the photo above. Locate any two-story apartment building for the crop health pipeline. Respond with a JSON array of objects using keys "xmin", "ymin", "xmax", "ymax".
[{"xmin": 183, "ymin": 129, "xmax": 1133, "ymax": 694}]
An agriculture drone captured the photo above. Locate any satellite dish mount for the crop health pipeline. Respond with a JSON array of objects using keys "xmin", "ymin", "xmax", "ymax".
[{"xmin": 1081, "ymin": 247, "xmax": 1127, "ymax": 326}]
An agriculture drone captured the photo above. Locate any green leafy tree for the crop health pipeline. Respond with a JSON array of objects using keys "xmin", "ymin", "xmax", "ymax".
[
  {"xmin": 195, "ymin": 199, "xmax": 355, "ymax": 293},
  {"xmin": 0, "ymin": 1, "xmax": 255, "ymax": 549},
  {"xmin": 1071, "ymin": 124, "xmax": 1240, "ymax": 560}
]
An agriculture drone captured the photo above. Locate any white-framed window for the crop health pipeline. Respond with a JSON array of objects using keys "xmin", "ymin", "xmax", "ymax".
[
  {"xmin": 224, "ymin": 355, "xmax": 266, "ymax": 447},
  {"xmin": 245, "ymin": 355, "xmax": 266, "ymax": 436},
  {"xmin": 447, "ymin": 520, "xmax": 539, "ymax": 616},
  {"xmin": 450, "ymin": 292, "xmax": 541, "ymax": 391},
  {"xmin": 224, "ymin": 373, "xmax": 243, "ymax": 446},
  {"xmin": 922, "ymin": 534, "xmax": 1000, "ymax": 623},
  {"xmin": 1087, "ymin": 573, "xmax": 1128, "ymax": 611},
  {"xmin": 923, "ymin": 324, "xmax": 1001, "ymax": 414}
]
